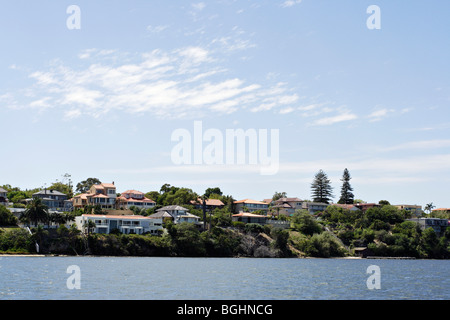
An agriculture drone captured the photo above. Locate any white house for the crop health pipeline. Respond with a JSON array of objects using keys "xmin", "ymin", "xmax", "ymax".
[
  {"xmin": 75, "ymin": 214, "xmax": 163, "ymax": 235},
  {"xmin": 151, "ymin": 205, "xmax": 202, "ymax": 226},
  {"xmin": 0, "ymin": 187, "xmax": 10, "ymax": 206}
]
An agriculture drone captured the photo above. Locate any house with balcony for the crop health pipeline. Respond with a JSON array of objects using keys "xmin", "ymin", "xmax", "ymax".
[
  {"xmin": 407, "ymin": 217, "xmax": 449, "ymax": 236},
  {"xmin": 302, "ymin": 202, "xmax": 329, "ymax": 214},
  {"xmin": 150, "ymin": 205, "xmax": 202, "ymax": 226},
  {"xmin": 233, "ymin": 199, "xmax": 269, "ymax": 214},
  {"xmin": 31, "ymin": 189, "xmax": 68, "ymax": 211},
  {"xmin": 72, "ymin": 182, "xmax": 117, "ymax": 210},
  {"xmin": 271, "ymin": 197, "xmax": 303, "ymax": 216},
  {"xmin": 117, "ymin": 190, "xmax": 156, "ymax": 210},
  {"xmin": 75, "ymin": 214, "xmax": 163, "ymax": 235}
]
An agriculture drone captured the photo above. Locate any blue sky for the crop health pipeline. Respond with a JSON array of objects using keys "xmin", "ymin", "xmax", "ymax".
[{"xmin": 1, "ymin": 1, "xmax": 450, "ymax": 208}]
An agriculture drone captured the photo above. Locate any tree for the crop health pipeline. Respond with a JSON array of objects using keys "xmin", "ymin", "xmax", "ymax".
[
  {"xmin": 338, "ymin": 168, "xmax": 354, "ymax": 204},
  {"xmin": 22, "ymin": 198, "xmax": 49, "ymax": 227},
  {"xmin": 204, "ymin": 187, "xmax": 222, "ymax": 198},
  {"xmin": 76, "ymin": 178, "xmax": 101, "ymax": 194},
  {"xmin": 49, "ymin": 181, "xmax": 73, "ymax": 198},
  {"xmin": 0, "ymin": 206, "xmax": 18, "ymax": 226},
  {"xmin": 292, "ymin": 210, "xmax": 322, "ymax": 236},
  {"xmin": 424, "ymin": 203, "xmax": 435, "ymax": 214},
  {"xmin": 272, "ymin": 191, "xmax": 287, "ymax": 201},
  {"xmin": 311, "ymin": 169, "xmax": 333, "ymax": 204}
]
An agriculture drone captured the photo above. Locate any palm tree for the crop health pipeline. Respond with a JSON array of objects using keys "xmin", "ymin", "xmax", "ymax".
[
  {"xmin": 83, "ymin": 219, "xmax": 96, "ymax": 235},
  {"xmin": 23, "ymin": 198, "xmax": 49, "ymax": 227},
  {"xmin": 424, "ymin": 203, "xmax": 435, "ymax": 215}
]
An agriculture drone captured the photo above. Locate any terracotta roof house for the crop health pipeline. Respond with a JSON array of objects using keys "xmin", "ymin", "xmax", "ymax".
[
  {"xmin": 272, "ymin": 197, "xmax": 303, "ymax": 216},
  {"xmin": 190, "ymin": 198, "xmax": 225, "ymax": 210},
  {"xmin": 73, "ymin": 182, "xmax": 117, "ymax": 209},
  {"xmin": 117, "ymin": 190, "xmax": 156, "ymax": 210},
  {"xmin": 232, "ymin": 212, "xmax": 268, "ymax": 224},
  {"xmin": 233, "ymin": 199, "xmax": 269, "ymax": 214}
]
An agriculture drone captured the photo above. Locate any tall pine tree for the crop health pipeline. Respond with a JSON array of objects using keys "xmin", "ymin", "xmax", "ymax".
[
  {"xmin": 311, "ymin": 169, "xmax": 333, "ymax": 204},
  {"xmin": 338, "ymin": 168, "xmax": 354, "ymax": 204}
]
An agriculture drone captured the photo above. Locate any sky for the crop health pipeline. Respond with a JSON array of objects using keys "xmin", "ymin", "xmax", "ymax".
[{"xmin": 1, "ymin": 0, "xmax": 449, "ymax": 208}]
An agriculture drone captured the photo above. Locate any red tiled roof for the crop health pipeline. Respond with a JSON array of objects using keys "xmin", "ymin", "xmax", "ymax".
[
  {"xmin": 191, "ymin": 198, "xmax": 225, "ymax": 206},
  {"xmin": 122, "ymin": 190, "xmax": 144, "ymax": 195},
  {"xmin": 232, "ymin": 212, "xmax": 267, "ymax": 218},
  {"xmin": 82, "ymin": 214, "xmax": 151, "ymax": 220},
  {"xmin": 234, "ymin": 199, "xmax": 267, "ymax": 205}
]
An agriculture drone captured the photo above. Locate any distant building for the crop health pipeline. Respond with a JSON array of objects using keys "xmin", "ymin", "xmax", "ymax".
[
  {"xmin": 394, "ymin": 205, "xmax": 422, "ymax": 216},
  {"xmin": 271, "ymin": 197, "xmax": 303, "ymax": 216},
  {"xmin": 234, "ymin": 199, "xmax": 269, "ymax": 214},
  {"xmin": 75, "ymin": 214, "xmax": 162, "ymax": 235},
  {"xmin": 72, "ymin": 182, "xmax": 117, "ymax": 210},
  {"xmin": 117, "ymin": 190, "xmax": 156, "ymax": 210},
  {"xmin": 190, "ymin": 198, "xmax": 225, "ymax": 211},
  {"xmin": 330, "ymin": 203, "xmax": 361, "ymax": 212},
  {"xmin": 407, "ymin": 218, "xmax": 449, "ymax": 236},
  {"xmin": 150, "ymin": 205, "xmax": 202, "ymax": 226},
  {"xmin": 31, "ymin": 189, "xmax": 68, "ymax": 211},
  {"xmin": 354, "ymin": 203, "xmax": 380, "ymax": 212},
  {"xmin": 432, "ymin": 208, "xmax": 450, "ymax": 214},
  {"xmin": 302, "ymin": 202, "xmax": 329, "ymax": 214},
  {"xmin": 0, "ymin": 187, "xmax": 9, "ymax": 206},
  {"xmin": 232, "ymin": 212, "xmax": 268, "ymax": 225}
]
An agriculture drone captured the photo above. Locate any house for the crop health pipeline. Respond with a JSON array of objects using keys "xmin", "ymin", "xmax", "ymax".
[
  {"xmin": 302, "ymin": 202, "xmax": 329, "ymax": 214},
  {"xmin": 31, "ymin": 189, "xmax": 68, "ymax": 211},
  {"xmin": 407, "ymin": 218, "xmax": 449, "ymax": 236},
  {"xmin": 394, "ymin": 204, "xmax": 422, "ymax": 216},
  {"xmin": 0, "ymin": 187, "xmax": 9, "ymax": 206},
  {"xmin": 232, "ymin": 212, "xmax": 268, "ymax": 225},
  {"xmin": 190, "ymin": 198, "xmax": 225, "ymax": 211},
  {"xmin": 432, "ymin": 208, "xmax": 450, "ymax": 214},
  {"xmin": 72, "ymin": 182, "xmax": 117, "ymax": 210},
  {"xmin": 271, "ymin": 197, "xmax": 303, "ymax": 216},
  {"xmin": 75, "ymin": 214, "xmax": 163, "ymax": 235},
  {"xmin": 234, "ymin": 199, "xmax": 269, "ymax": 214},
  {"xmin": 150, "ymin": 205, "xmax": 202, "ymax": 226},
  {"xmin": 330, "ymin": 204, "xmax": 361, "ymax": 212},
  {"xmin": 117, "ymin": 190, "xmax": 156, "ymax": 210},
  {"xmin": 354, "ymin": 203, "xmax": 380, "ymax": 212}
]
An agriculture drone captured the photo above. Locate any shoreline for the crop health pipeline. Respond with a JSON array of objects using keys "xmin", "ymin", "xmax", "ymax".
[{"xmin": 2, "ymin": 254, "xmax": 447, "ymax": 260}]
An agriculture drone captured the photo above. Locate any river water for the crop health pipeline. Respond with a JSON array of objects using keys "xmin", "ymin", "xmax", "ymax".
[{"xmin": 0, "ymin": 256, "xmax": 448, "ymax": 300}]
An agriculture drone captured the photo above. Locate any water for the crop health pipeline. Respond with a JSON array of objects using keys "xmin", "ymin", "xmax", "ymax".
[{"xmin": 0, "ymin": 256, "xmax": 449, "ymax": 300}]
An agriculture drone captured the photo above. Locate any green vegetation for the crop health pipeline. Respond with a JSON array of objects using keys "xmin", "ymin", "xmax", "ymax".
[
  {"xmin": 320, "ymin": 205, "xmax": 450, "ymax": 259},
  {"xmin": 1, "ymin": 180, "xmax": 449, "ymax": 259}
]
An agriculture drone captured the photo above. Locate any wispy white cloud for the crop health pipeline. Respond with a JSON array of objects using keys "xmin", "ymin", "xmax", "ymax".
[
  {"xmin": 367, "ymin": 108, "xmax": 395, "ymax": 122},
  {"xmin": 310, "ymin": 109, "xmax": 358, "ymax": 126},
  {"xmin": 381, "ymin": 139, "xmax": 450, "ymax": 152},
  {"xmin": 281, "ymin": 0, "xmax": 302, "ymax": 8},
  {"xmin": 7, "ymin": 46, "xmax": 304, "ymax": 120}
]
